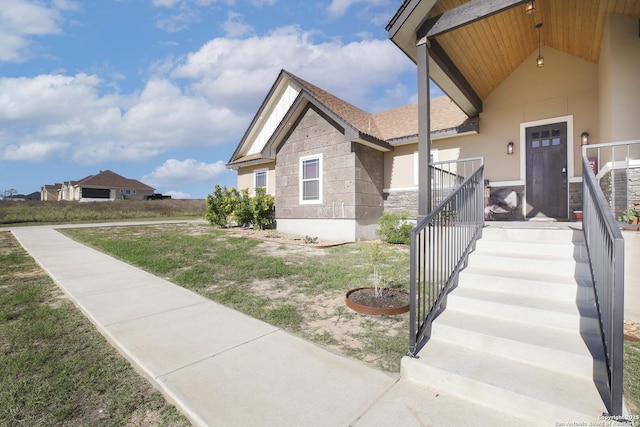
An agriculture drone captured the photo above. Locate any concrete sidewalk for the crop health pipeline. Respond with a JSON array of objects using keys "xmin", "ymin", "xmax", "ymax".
[{"xmin": 9, "ymin": 222, "xmax": 525, "ymax": 427}]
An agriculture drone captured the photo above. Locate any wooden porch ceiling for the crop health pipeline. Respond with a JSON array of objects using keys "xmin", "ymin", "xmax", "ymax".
[{"xmin": 388, "ymin": 0, "xmax": 640, "ymax": 116}]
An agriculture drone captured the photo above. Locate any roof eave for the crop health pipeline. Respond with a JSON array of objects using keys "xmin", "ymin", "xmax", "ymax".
[
  {"xmin": 226, "ymin": 156, "xmax": 274, "ymax": 171},
  {"xmin": 387, "ymin": 0, "xmax": 482, "ymax": 118},
  {"xmin": 352, "ymin": 132, "xmax": 394, "ymax": 152}
]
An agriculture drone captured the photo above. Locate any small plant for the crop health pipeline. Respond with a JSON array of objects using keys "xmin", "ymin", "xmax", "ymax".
[
  {"xmin": 303, "ymin": 235, "xmax": 318, "ymax": 244},
  {"xmin": 376, "ymin": 212, "xmax": 413, "ymax": 245},
  {"xmin": 441, "ymin": 209, "xmax": 456, "ymax": 223},
  {"xmin": 619, "ymin": 205, "xmax": 640, "ymax": 224},
  {"xmin": 360, "ymin": 240, "xmax": 392, "ymax": 297}
]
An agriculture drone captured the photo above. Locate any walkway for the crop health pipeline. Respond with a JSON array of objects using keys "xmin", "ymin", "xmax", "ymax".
[{"xmin": 9, "ymin": 222, "xmax": 532, "ymax": 426}]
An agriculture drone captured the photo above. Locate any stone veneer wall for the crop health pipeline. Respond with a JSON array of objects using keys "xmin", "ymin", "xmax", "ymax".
[
  {"xmin": 569, "ymin": 182, "xmax": 583, "ymax": 218},
  {"xmin": 352, "ymin": 142, "xmax": 384, "ymax": 220},
  {"xmin": 383, "ymin": 190, "xmax": 418, "ymax": 218},
  {"xmin": 275, "ymin": 105, "xmax": 383, "ymax": 223},
  {"xmin": 599, "ymin": 167, "xmax": 640, "ymax": 217}
]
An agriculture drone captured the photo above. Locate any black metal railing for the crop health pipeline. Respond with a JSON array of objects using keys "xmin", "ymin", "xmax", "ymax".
[
  {"xmin": 431, "ymin": 157, "xmax": 484, "ymax": 207},
  {"xmin": 582, "ymin": 153, "xmax": 625, "ymax": 416},
  {"xmin": 408, "ymin": 162, "xmax": 485, "ymax": 356}
]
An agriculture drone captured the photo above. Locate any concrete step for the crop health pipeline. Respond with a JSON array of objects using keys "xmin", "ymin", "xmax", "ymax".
[
  {"xmin": 475, "ymin": 238, "xmax": 589, "ymax": 261},
  {"xmin": 456, "ymin": 270, "xmax": 579, "ymax": 302},
  {"xmin": 445, "ymin": 292, "xmax": 600, "ymax": 331},
  {"xmin": 465, "ymin": 251, "xmax": 592, "ymax": 279},
  {"xmin": 481, "ymin": 226, "xmax": 585, "ymax": 244},
  {"xmin": 406, "ymin": 225, "xmax": 609, "ymax": 424},
  {"xmin": 431, "ymin": 310, "xmax": 597, "ymax": 379},
  {"xmin": 402, "ymin": 340, "xmax": 607, "ymax": 425}
]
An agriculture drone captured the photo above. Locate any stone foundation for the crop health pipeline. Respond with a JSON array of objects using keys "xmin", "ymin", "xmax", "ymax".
[{"xmin": 383, "ymin": 189, "xmax": 418, "ymax": 218}]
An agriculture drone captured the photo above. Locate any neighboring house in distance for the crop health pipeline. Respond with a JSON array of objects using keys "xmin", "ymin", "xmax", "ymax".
[
  {"xmin": 5, "ymin": 192, "xmax": 40, "ymax": 201},
  {"xmin": 47, "ymin": 170, "xmax": 154, "ymax": 202},
  {"xmin": 227, "ymin": 70, "xmax": 475, "ymax": 241},
  {"xmin": 41, "ymin": 183, "xmax": 62, "ymax": 201}
]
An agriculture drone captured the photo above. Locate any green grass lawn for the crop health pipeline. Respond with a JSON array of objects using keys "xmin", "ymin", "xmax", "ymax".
[
  {"xmin": 625, "ymin": 340, "xmax": 640, "ymax": 419},
  {"xmin": 63, "ymin": 223, "xmax": 411, "ymax": 372},
  {"xmin": 0, "ymin": 232, "xmax": 191, "ymax": 427},
  {"xmin": 0, "ymin": 199, "xmax": 206, "ymax": 226}
]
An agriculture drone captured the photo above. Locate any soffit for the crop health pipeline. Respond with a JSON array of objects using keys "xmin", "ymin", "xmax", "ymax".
[{"xmin": 389, "ymin": 0, "xmax": 640, "ymax": 110}]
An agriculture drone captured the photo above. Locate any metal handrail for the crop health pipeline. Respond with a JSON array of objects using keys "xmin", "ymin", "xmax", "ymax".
[
  {"xmin": 582, "ymin": 153, "xmax": 625, "ymax": 416},
  {"xmin": 408, "ymin": 162, "xmax": 485, "ymax": 356}
]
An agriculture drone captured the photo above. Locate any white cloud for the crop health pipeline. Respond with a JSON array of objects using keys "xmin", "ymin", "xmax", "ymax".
[
  {"xmin": 0, "ymin": 73, "xmax": 245, "ymax": 164},
  {"xmin": 164, "ymin": 190, "xmax": 191, "ymax": 199},
  {"xmin": 0, "ymin": 25, "xmax": 415, "ymax": 166},
  {"xmin": 249, "ymin": 0, "xmax": 275, "ymax": 6},
  {"xmin": 0, "ymin": 0, "xmax": 78, "ymax": 62},
  {"xmin": 222, "ymin": 11, "xmax": 253, "ymax": 37},
  {"xmin": 3, "ymin": 140, "xmax": 71, "ymax": 162},
  {"xmin": 142, "ymin": 158, "xmax": 228, "ymax": 187},
  {"xmin": 171, "ymin": 25, "xmax": 414, "ymax": 111}
]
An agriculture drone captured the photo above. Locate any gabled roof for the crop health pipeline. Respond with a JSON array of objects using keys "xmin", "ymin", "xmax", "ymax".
[
  {"xmin": 74, "ymin": 170, "xmax": 153, "ymax": 191},
  {"xmin": 227, "ymin": 70, "xmax": 474, "ymax": 168}
]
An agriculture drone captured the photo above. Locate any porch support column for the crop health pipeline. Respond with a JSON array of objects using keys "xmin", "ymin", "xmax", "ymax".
[{"xmin": 417, "ymin": 39, "xmax": 431, "ymax": 217}]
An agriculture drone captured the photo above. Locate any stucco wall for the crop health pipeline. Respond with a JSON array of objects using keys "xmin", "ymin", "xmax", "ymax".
[
  {"xmin": 384, "ymin": 47, "xmax": 599, "ymax": 192},
  {"xmin": 236, "ymin": 163, "xmax": 276, "ymax": 194},
  {"xmin": 599, "ymin": 14, "xmax": 640, "ymax": 144}
]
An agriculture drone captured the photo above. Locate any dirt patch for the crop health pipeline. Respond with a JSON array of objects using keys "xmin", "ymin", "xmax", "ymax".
[{"xmin": 625, "ymin": 320, "xmax": 640, "ymax": 342}]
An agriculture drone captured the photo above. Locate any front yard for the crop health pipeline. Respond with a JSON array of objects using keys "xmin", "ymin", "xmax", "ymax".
[{"xmin": 63, "ymin": 223, "xmax": 411, "ymax": 372}]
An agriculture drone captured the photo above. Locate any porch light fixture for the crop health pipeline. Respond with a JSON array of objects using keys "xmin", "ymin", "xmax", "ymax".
[
  {"xmin": 581, "ymin": 132, "xmax": 590, "ymax": 146},
  {"xmin": 535, "ymin": 23, "xmax": 544, "ymax": 68},
  {"xmin": 524, "ymin": 1, "xmax": 535, "ymax": 15},
  {"xmin": 507, "ymin": 141, "xmax": 515, "ymax": 155}
]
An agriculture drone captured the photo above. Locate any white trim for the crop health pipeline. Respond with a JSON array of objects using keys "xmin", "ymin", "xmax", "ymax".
[
  {"xmin": 299, "ymin": 154, "xmax": 323, "ymax": 205},
  {"xmin": 487, "ymin": 180, "xmax": 525, "ymax": 187},
  {"xmin": 519, "ymin": 115, "xmax": 574, "ymax": 219},
  {"xmin": 253, "ymin": 168, "xmax": 268, "ymax": 195},
  {"xmin": 384, "ymin": 186, "xmax": 419, "ymax": 193}
]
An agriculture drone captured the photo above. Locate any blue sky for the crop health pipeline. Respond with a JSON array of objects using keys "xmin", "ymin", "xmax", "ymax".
[{"xmin": 0, "ymin": 0, "xmax": 435, "ymax": 199}]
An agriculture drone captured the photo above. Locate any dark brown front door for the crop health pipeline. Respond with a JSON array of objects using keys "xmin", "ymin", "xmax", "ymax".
[{"xmin": 525, "ymin": 122, "xmax": 568, "ymax": 219}]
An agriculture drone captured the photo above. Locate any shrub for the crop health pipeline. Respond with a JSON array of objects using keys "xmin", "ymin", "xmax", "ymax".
[
  {"xmin": 376, "ymin": 212, "xmax": 413, "ymax": 245},
  {"xmin": 206, "ymin": 185, "xmax": 274, "ymax": 229},
  {"xmin": 250, "ymin": 187, "xmax": 275, "ymax": 230},
  {"xmin": 205, "ymin": 185, "xmax": 239, "ymax": 227},
  {"xmin": 233, "ymin": 188, "xmax": 254, "ymax": 227}
]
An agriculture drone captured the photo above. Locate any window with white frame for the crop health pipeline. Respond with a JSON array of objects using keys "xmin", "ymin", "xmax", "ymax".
[
  {"xmin": 300, "ymin": 155, "xmax": 322, "ymax": 203},
  {"xmin": 254, "ymin": 169, "xmax": 267, "ymax": 193}
]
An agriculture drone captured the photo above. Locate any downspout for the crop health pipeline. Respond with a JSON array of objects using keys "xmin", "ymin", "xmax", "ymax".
[{"xmin": 417, "ymin": 40, "xmax": 432, "ymax": 216}]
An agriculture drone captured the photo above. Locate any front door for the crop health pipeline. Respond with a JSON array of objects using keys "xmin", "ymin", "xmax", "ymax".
[{"xmin": 525, "ymin": 122, "xmax": 568, "ymax": 219}]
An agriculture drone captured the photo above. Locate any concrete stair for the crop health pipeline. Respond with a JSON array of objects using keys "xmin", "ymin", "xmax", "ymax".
[{"xmin": 402, "ymin": 225, "xmax": 612, "ymax": 425}]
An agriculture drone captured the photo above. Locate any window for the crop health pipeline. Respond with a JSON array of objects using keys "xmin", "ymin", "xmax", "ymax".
[
  {"xmin": 300, "ymin": 155, "xmax": 322, "ymax": 204},
  {"xmin": 254, "ymin": 169, "xmax": 267, "ymax": 193}
]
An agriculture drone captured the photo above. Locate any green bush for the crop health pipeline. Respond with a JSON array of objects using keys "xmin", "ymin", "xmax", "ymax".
[
  {"xmin": 234, "ymin": 188, "xmax": 254, "ymax": 227},
  {"xmin": 205, "ymin": 185, "xmax": 239, "ymax": 227},
  {"xmin": 376, "ymin": 212, "xmax": 413, "ymax": 245},
  {"xmin": 206, "ymin": 185, "xmax": 274, "ymax": 229}
]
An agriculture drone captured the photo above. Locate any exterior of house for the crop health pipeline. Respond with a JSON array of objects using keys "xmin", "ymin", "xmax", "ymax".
[
  {"xmin": 42, "ymin": 170, "xmax": 154, "ymax": 202},
  {"xmin": 41, "ymin": 184, "xmax": 62, "ymax": 201},
  {"xmin": 227, "ymin": 70, "xmax": 475, "ymax": 240},
  {"xmin": 228, "ymin": 1, "xmax": 640, "ymax": 242}
]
